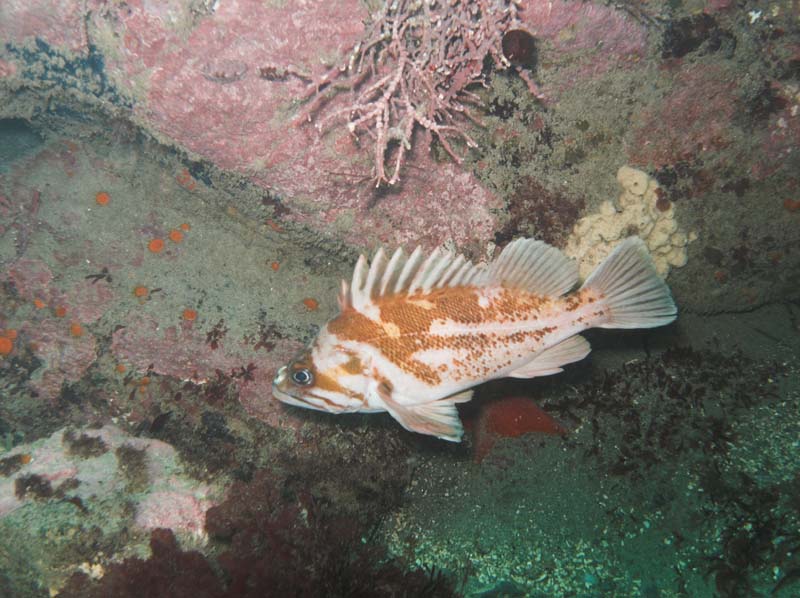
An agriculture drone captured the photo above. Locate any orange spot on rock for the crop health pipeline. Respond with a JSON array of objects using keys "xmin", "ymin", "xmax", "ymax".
[
  {"xmin": 270, "ymin": 261, "xmax": 280, "ymax": 271},
  {"xmin": 176, "ymin": 168, "xmax": 196, "ymax": 191},
  {"xmin": 182, "ymin": 308, "xmax": 197, "ymax": 321},
  {"xmin": 148, "ymin": 238, "xmax": 165, "ymax": 253},
  {"xmin": 784, "ymin": 198, "xmax": 800, "ymax": 212},
  {"xmin": 33, "ymin": 298, "xmax": 46, "ymax": 309},
  {"xmin": 266, "ymin": 219, "xmax": 284, "ymax": 232},
  {"xmin": 180, "ymin": 223, "xmax": 191, "ymax": 231},
  {"xmin": 69, "ymin": 322, "xmax": 84, "ymax": 337},
  {"xmin": 0, "ymin": 336, "xmax": 13, "ymax": 356},
  {"xmin": 115, "ymin": 363, "xmax": 127, "ymax": 373},
  {"xmin": 95, "ymin": 191, "xmax": 110, "ymax": 206},
  {"xmin": 168, "ymin": 229, "xmax": 184, "ymax": 243},
  {"xmin": 54, "ymin": 306, "xmax": 67, "ymax": 318},
  {"xmin": 19, "ymin": 454, "xmax": 31, "ymax": 465},
  {"xmin": 133, "ymin": 285, "xmax": 149, "ymax": 298},
  {"xmin": 302, "ymin": 298, "xmax": 319, "ymax": 311}
]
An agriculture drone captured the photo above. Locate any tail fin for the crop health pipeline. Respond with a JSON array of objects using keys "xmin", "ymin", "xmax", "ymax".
[{"xmin": 581, "ymin": 237, "xmax": 677, "ymax": 329}]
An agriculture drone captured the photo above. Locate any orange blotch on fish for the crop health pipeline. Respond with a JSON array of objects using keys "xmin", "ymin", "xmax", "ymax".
[
  {"xmin": 53, "ymin": 306, "xmax": 67, "ymax": 318},
  {"xmin": 95, "ymin": 191, "xmax": 110, "ymax": 206},
  {"xmin": 0, "ymin": 336, "xmax": 13, "ymax": 356},
  {"xmin": 69, "ymin": 322, "xmax": 84, "ymax": 337},
  {"xmin": 33, "ymin": 298, "xmax": 46, "ymax": 309},
  {"xmin": 168, "ymin": 229, "xmax": 184, "ymax": 243},
  {"xmin": 148, "ymin": 238, "xmax": 165, "ymax": 253},
  {"xmin": 182, "ymin": 308, "xmax": 197, "ymax": 321},
  {"xmin": 302, "ymin": 298, "xmax": 319, "ymax": 311}
]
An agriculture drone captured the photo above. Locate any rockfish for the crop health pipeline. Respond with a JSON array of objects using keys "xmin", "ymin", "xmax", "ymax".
[{"xmin": 273, "ymin": 237, "xmax": 676, "ymax": 441}]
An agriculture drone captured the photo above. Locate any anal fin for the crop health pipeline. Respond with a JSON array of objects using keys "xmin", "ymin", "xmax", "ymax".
[
  {"xmin": 377, "ymin": 384, "xmax": 472, "ymax": 442},
  {"xmin": 507, "ymin": 335, "xmax": 590, "ymax": 378}
]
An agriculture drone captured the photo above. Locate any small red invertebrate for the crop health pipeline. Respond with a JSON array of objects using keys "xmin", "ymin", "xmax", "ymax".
[
  {"xmin": 783, "ymin": 198, "xmax": 800, "ymax": 212},
  {"xmin": 95, "ymin": 191, "xmax": 110, "ymax": 206},
  {"xmin": 148, "ymin": 239, "xmax": 165, "ymax": 253}
]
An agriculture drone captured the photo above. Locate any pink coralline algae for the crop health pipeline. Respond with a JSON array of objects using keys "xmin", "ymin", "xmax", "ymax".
[
  {"xmin": 27, "ymin": 318, "xmax": 97, "ymax": 400},
  {"xmin": 112, "ymin": 314, "xmax": 305, "ymax": 432},
  {"xmin": 296, "ymin": 0, "xmax": 537, "ymax": 186},
  {"xmin": 87, "ymin": 0, "xmax": 511, "ymax": 248},
  {"xmin": 628, "ymin": 64, "xmax": 738, "ymax": 169},
  {"xmin": 753, "ymin": 81, "xmax": 800, "ymax": 180},
  {"xmin": 0, "ymin": 0, "xmax": 87, "ymax": 52},
  {"xmin": 0, "ymin": 425, "xmax": 217, "ymax": 538},
  {"xmin": 135, "ymin": 489, "xmax": 211, "ymax": 537},
  {"xmin": 2, "ymin": 0, "xmax": 648, "ymax": 250},
  {"xmin": 6, "ymin": 258, "xmax": 115, "ymax": 400}
]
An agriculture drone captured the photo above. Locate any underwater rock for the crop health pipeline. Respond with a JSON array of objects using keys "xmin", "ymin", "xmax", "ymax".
[{"xmin": 0, "ymin": 424, "xmax": 221, "ymax": 591}]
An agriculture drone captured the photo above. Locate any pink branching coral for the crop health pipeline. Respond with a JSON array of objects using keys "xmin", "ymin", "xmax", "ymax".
[{"xmin": 295, "ymin": 0, "xmax": 541, "ymax": 186}]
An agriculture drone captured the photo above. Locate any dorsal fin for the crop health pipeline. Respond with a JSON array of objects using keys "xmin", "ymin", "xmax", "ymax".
[
  {"xmin": 486, "ymin": 238, "xmax": 578, "ymax": 297},
  {"xmin": 343, "ymin": 239, "xmax": 577, "ymax": 312},
  {"xmin": 345, "ymin": 245, "xmax": 485, "ymax": 309}
]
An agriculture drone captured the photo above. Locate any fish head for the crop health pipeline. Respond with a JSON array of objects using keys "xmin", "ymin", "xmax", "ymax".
[{"xmin": 272, "ymin": 326, "xmax": 372, "ymax": 413}]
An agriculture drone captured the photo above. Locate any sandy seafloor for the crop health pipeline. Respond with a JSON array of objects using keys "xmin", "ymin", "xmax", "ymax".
[{"xmin": 0, "ymin": 117, "xmax": 797, "ymax": 598}]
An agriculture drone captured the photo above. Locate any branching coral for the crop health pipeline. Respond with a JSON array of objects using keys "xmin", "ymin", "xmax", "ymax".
[{"xmin": 296, "ymin": 0, "xmax": 541, "ymax": 186}]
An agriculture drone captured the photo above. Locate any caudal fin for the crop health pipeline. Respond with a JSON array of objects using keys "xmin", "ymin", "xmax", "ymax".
[{"xmin": 581, "ymin": 237, "xmax": 677, "ymax": 329}]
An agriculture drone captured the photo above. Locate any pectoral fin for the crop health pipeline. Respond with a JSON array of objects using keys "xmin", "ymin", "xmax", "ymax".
[
  {"xmin": 507, "ymin": 335, "xmax": 591, "ymax": 378},
  {"xmin": 377, "ymin": 383, "xmax": 472, "ymax": 442}
]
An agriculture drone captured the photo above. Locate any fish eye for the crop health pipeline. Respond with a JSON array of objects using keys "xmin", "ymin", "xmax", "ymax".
[{"xmin": 291, "ymin": 368, "xmax": 314, "ymax": 386}]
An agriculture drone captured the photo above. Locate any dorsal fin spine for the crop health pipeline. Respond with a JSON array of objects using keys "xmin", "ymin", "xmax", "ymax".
[
  {"xmin": 437, "ymin": 255, "xmax": 466, "ymax": 288},
  {"xmin": 351, "ymin": 255, "xmax": 369, "ymax": 309},
  {"xmin": 380, "ymin": 248, "xmax": 405, "ymax": 296},
  {"xmin": 365, "ymin": 247, "xmax": 387, "ymax": 300},
  {"xmin": 394, "ymin": 246, "xmax": 423, "ymax": 294}
]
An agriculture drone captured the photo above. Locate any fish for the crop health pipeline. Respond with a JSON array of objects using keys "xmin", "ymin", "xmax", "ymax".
[{"xmin": 272, "ymin": 237, "xmax": 676, "ymax": 442}]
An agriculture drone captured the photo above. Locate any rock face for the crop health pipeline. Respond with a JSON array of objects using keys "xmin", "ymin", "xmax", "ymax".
[
  {"xmin": 0, "ymin": 0, "xmax": 649, "ymax": 250},
  {"xmin": 3, "ymin": 0, "xmax": 797, "ymax": 314},
  {"xmin": 0, "ymin": 425, "xmax": 221, "ymax": 590}
]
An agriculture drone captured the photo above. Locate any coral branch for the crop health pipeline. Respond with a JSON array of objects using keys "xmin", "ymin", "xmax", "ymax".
[{"xmin": 295, "ymin": 0, "xmax": 539, "ymax": 187}]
